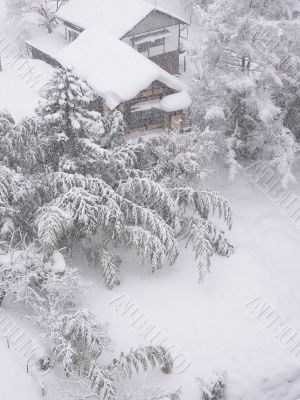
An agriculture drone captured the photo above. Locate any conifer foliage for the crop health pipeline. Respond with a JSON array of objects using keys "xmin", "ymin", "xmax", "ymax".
[
  {"xmin": 0, "ymin": 241, "xmax": 172, "ymax": 399},
  {"xmin": 0, "ymin": 68, "xmax": 233, "ymax": 286}
]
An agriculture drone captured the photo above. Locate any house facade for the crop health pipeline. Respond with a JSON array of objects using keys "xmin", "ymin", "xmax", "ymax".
[
  {"xmin": 120, "ymin": 81, "xmax": 186, "ymax": 133},
  {"xmin": 56, "ymin": 0, "xmax": 189, "ymax": 75},
  {"xmin": 122, "ymin": 10, "xmax": 186, "ymax": 75},
  {"xmin": 27, "ymin": 0, "xmax": 191, "ymax": 133}
]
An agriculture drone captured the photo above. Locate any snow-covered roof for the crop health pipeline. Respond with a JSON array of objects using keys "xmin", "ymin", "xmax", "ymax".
[
  {"xmin": 131, "ymin": 91, "xmax": 191, "ymax": 113},
  {"xmin": 160, "ymin": 91, "xmax": 191, "ymax": 112},
  {"xmin": 56, "ymin": 0, "xmax": 189, "ymax": 39},
  {"xmin": 56, "ymin": 28, "xmax": 191, "ymax": 110},
  {"xmin": 26, "ymin": 31, "xmax": 67, "ymax": 59}
]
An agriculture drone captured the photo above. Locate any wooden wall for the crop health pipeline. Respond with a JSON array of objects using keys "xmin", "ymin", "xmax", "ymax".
[
  {"xmin": 118, "ymin": 81, "xmax": 183, "ymax": 133},
  {"xmin": 28, "ymin": 46, "xmax": 61, "ymax": 68},
  {"xmin": 150, "ymin": 50, "xmax": 180, "ymax": 75}
]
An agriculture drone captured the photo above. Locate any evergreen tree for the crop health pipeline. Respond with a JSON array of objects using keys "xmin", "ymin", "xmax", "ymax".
[
  {"xmin": 0, "ymin": 240, "xmax": 174, "ymax": 399},
  {"xmin": 0, "ymin": 68, "xmax": 233, "ymax": 286}
]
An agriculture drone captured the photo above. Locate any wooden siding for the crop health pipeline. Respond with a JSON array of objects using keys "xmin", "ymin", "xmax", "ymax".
[
  {"xmin": 28, "ymin": 46, "xmax": 61, "ymax": 68},
  {"xmin": 133, "ymin": 80, "xmax": 174, "ymax": 101},
  {"xmin": 115, "ymin": 81, "xmax": 183, "ymax": 133},
  {"xmin": 150, "ymin": 50, "xmax": 180, "ymax": 74}
]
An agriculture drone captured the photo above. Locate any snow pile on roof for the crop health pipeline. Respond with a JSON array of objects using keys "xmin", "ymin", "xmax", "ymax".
[
  {"xmin": 56, "ymin": 28, "xmax": 190, "ymax": 109},
  {"xmin": 160, "ymin": 90, "xmax": 191, "ymax": 112},
  {"xmin": 27, "ymin": 31, "xmax": 67, "ymax": 58},
  {"xmin": 56, "ymin": 0, "xmax": 188, "ymax": 38},
  {"xmin": 131, "ymin": 91, "xmax": 191, "ymax": 113}
]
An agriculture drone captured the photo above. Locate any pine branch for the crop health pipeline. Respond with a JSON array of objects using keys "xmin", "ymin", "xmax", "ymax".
[
  {"xmin": 87, "ymin": 245, "xmax": 121, "ymax": 289},
  {"xmin": 117, "ymin": 178, "xmax": 180, "ymax": 230},
  {"xmin": 108, "ymin": 346, "xmax": 173, "ymax": 380},
  {"xmin": 35, "ymin": 205, "xmax": 73, "ymax": 256},
  {"xmin": 181, "ymin": 218, "xmax": 234, "ymax": 281},
  {"xmin": 172, "ymin": 187, "xmax": 233, "ymax": 229},
  {"xmin": 124, "ymin": 226, "xmax": 166, "ymax": 272},
  {"xmin": 88, "ymin": 363, "xmax": 116, "ymax": 400}
]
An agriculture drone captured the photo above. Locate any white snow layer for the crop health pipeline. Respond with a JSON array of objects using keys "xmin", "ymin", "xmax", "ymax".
[
  {"xmin": 56, "ymin": 0, "xmax": 188, "ymax": 39},
  {"xmin": 160, "ymin": 90, "xmax": 191, "ymax": 112},
  {"xmin": 0, "ymin": 60, "xmax": 53, "ymax": 121},
  {"xmin": 26, "ymin": 31, "xmax": 67, "ymax": 59},
  {"xmin": 46, "ymin": 251, "xmax": 66, "ymax": 273},
  {"xmin": 86, "ymin": 173, "xmax": 300, "ymax": 400},
  {"xmin": 132, "ymin": 91, "xmax": 191, "ymax": 113},
  {"xmin": 56, "ymin": 28, "xmax": 191, "ymax": 110}
]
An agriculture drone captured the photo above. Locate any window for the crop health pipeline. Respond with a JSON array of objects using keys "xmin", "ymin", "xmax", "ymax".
[
  {"xmin": 128, "ymin": 109, "xmax": 165, "ymax": 129},
  {"xmin": 131, "ymin": 30, "xmax": 169, "ymax": 54},
  {"xmin": 136, "ymin": 42, "xmax": 149, "ymax": 53},
  {"xmin": 136, "ymin": 38, "xmax": 165, "ymax": 53},
  {"xmin": 67, "ymin": 29, "xmax": 79, "ymax": 42}
]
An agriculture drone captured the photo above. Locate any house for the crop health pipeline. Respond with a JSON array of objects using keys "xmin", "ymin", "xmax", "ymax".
[
  {"xmin": 26, "ymin": 0, "xmax": 191, "ymax": 133},
  {"xmin": 55, "ymin": 0, "xmax": 189, "ymax": 75}
]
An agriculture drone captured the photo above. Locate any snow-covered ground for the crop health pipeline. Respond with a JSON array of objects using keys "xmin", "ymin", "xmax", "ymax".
[
  {"xmin": 74, "ymin": 172, "xmax": 300, "ymax": 400},
  {"xmin": 0, "ymin": 345, "xmax": 41, "ymax": 400},
  {"xmin": 2, "ymin": 171, "xmax": 300, "ymax": 399},
  {"xmin": 0, "ymin": 60, "xmax": 53, "ymax": 121}
]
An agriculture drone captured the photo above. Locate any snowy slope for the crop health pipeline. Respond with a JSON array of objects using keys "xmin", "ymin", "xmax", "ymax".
[
  {"xmin": 2, "ymin": 171, "xmax": 300, "ymax": 399},
  {"xmin": 0, "ymin": 70, "xmax": 40, "ymax": 121},
  {"xmin": 0, "ymin": 344, "xmax": 41, "ymax": 400},
  {"xmin": 79, "ymin": 171, "xmax": 300, "ymax": 400}
]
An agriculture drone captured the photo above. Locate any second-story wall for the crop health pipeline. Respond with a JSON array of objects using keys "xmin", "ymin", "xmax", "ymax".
[
  {"xmin": 122, "ymin": 25, "xmax": 180, "ymax": 58},
  {"xmin": 122, "ymin": 10, "xmax": 182, "ymax": 74}
]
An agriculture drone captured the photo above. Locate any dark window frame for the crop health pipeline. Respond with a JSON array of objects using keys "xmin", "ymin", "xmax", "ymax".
[
  {"xmin": 128, "ymin": 108, "xmax": 165, "ymax": 129},
  {"xmin": 136, "ymin": 37, "xmax": 165, "ymax": 53}
]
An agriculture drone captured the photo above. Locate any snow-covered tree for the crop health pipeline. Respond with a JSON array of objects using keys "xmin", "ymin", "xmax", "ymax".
[
  {"xmin": 196, "ymin": 371, "xmax": 226, "ymax": 400},
  {"xmin": 1, "ymin": 116, "xmax": 44, "ymax": 173},
  {"xmin": 0, "ymin": 241, "xmax": 173, "ymax": 399},
  {"xmin": 0, "ymin": 164, "xmax": 36, "ymax": 246},
  {"xmin": 109, "ymin": 346, "xmax": 173, "ymax": 378},
  {"xmin": 188, "ymin": 0, "xmax": 300, "ymax": 184},
  {"xmin": 37, "ymin": 68, "xmax": 124, "ymax": 163},
  {"xmin": 5, "ymin": 0, "xmax": 68, "ymax": 32},
  {"xmin": 0, "ymin": 68, "xmax": 233, "ymax": 286},
  {"xmin": 51, "ymin": 309, "xmax": 109, "ymax": 374},
  {"xmin": 124, "ymin": 127, "xmax": 217, "ymax": 187}
]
